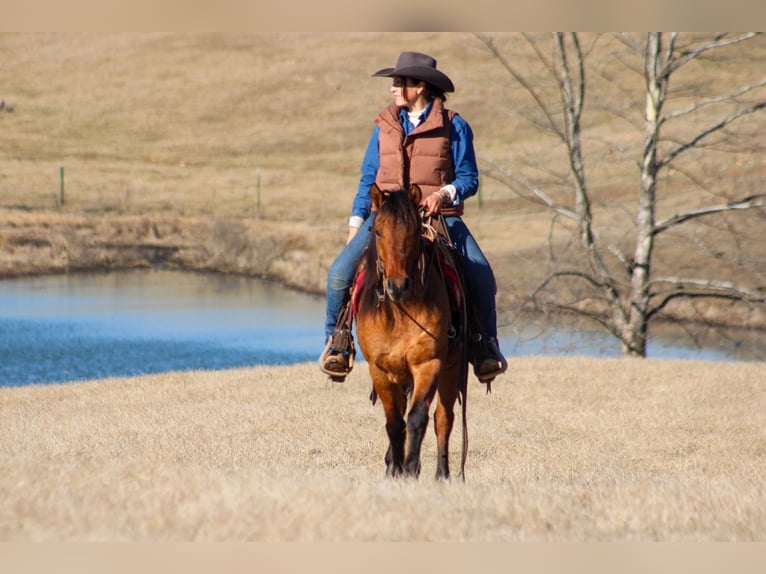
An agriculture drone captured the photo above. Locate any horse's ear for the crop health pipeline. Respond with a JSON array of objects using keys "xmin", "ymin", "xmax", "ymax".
[
  {"xmin": 370, "ymin": 184, "xmax": 385, "ymax": 209},
  {"xmin": 408, "ymin": 184, "xmax": 422, "ymax": 206}
]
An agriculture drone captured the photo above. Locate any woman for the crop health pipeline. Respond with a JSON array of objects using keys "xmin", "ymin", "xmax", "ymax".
[{"xmin": 320, "ymin": 51, "xmax": 506, "ymax": 384}]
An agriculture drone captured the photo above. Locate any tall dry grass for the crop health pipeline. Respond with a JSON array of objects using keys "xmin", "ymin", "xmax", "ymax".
[{"xmin": 1, "ymin": 356, "xmax": 763, "ymax": 541}]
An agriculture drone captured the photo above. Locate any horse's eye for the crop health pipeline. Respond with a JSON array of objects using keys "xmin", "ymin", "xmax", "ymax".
[{"xmin": 374, "ymin": 230, "xmax": 383, "ymax": 238}]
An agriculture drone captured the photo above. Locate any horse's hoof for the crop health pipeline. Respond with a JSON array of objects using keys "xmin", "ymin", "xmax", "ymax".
[{"xmin": 386, "ymin": 466, "xmax": 403, "ymax": 478}]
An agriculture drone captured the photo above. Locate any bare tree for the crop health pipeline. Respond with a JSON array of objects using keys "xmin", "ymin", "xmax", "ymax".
[{"xmin": 479, "ymin": 32, "xmax": 766, "ymax": 357}]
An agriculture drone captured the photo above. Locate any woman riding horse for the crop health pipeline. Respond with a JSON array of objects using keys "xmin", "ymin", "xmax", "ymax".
[{"xmin": 320, "ymin": 50, "xmax": 506, "ymax": 385}]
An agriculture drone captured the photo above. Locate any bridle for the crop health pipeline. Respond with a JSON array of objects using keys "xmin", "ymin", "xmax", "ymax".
[{"xmin": 373, "ymin": 206, "xmax": 435, "ymax": 305}]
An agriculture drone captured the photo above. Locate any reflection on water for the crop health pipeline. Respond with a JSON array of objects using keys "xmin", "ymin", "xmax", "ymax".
[
  {"xmin": 0, "ymin": 270, "xmax": 324, "ymax": 387},
  {"xmin": 499, "ymin": 315, "xmax": 764, "ymax": 362},
  {"xmin": 0, "ymin": 270, "xmax": 762, "ymax": 387}
]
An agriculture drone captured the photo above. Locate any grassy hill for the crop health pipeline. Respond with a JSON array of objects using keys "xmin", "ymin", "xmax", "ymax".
[{"xmin": 2, "ymin": 32, "xmax": 766, "ymax": 330}]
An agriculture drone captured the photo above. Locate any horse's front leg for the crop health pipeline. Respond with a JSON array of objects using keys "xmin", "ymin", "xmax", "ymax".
[
  {"xmin": 384, "ymin": 417, "xmax": 405, "ymax": 477},
  {"xmin": 371, "ymin": 366, "xmax": 407, "ymax": 477},
  {"xmin": 403, "ymin": 360, "xmax": 441, "ymax": 478}
]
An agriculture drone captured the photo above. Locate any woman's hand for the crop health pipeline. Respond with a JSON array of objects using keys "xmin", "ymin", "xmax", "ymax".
[{"xmin": 422, "ymin": 189, "xmax": 449, "ymax": 216}]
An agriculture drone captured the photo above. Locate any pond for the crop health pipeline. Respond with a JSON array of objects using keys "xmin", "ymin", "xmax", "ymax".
[{"xmin": 0, "ymin": 270, "xmax": 761, "ymax": 387}]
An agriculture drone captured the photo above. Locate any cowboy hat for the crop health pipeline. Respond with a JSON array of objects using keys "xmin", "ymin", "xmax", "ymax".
[{"xmin": 372, "ymin": 51, "xmax": 455, "ymax": 93}]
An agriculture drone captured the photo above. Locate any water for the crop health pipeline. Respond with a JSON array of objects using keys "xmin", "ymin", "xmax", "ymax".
[
  {"xmin": 0, "ymin": 270, "xmax": 324, "ymax": 387},
  {"xmin": 0, "ymin": 270, "xmax": 761, "ymax": 387},
  {"xmin": 500, "ymin": 317, "xmax": 762, "ymax": 362}
]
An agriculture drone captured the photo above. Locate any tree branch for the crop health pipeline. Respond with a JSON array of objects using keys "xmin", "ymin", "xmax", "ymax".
[
  {"xmin": 480, "ymin": 153, "xmax": 636, "ymax": 277},
  {"xmin": 507, "ymin": 268, "xmax": 598, "ymax": 321},
  {"xmin": 659, "ymin": 100, "xmax": 766, "ymax": 168},
  {"xmin": 647, "ymin": 277, "xmax": 766, "ymax": 320},
  {"xmin": 653, "ymin": 193, "xmax": 766, "ymax": 235},
  {"xmin": 540, "ymin": 302, "xmax": 624, "ymax": 340},
  {"xmin": 651, "ymin": 277, "xmax": 766, "ymax": 297},
  {"xmin": 475, "ymin": 34, "xmax": 565, "ymax": 141},
  {"xmin": 479, "ymin": 156, "xmax": 577, "ymax": 219},
  {"xmin": 518, "ymin": 269, "xmax": 626, "ymax": 339},
  {"xmin": 666, "ymin": 33, "xmax": 761, "ymax": 76},
  {"xmin": 613, "ymin": 32, "xmax": 643, "ymax": 55},
  {"xmin": 660, "ymin": 78, "xmax": 766, "ymax": 123}
]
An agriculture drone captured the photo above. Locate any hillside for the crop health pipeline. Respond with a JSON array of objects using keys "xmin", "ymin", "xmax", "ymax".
[{"xmin": 2, "ymin": 33, "xmax": 766, "ymax": 332}]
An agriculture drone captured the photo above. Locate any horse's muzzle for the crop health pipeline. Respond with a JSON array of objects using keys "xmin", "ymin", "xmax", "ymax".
[{"xmin": 385, "ymin": 277, "xmax": 412, "ymax": 302}]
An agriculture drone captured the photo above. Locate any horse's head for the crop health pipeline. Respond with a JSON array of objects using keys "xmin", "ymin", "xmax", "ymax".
[{"xmin": 371, "ymin": 184, "xmax": 423, "ymax": 302}]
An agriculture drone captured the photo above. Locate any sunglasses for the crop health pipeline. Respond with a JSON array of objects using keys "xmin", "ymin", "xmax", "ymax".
[{"xmin": 391, "ymin": 77, "xmax": 420, "ymax": 88}]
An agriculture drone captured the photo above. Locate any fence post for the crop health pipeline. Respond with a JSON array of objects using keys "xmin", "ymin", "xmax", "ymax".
[
  {"xmin": 59, "ymin": 166, "xmax": 65, "ymax": 207},
  {"xmin": 477, "ymin": 184, "xmax": 482, "ymax": 210},
  {"xmin": 256, "ymin": 167, "xmax": 261, "ymax": 218}
]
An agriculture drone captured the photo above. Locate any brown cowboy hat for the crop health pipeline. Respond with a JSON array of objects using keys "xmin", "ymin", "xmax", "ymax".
[{"xmin": 372, "ymin": 51, "xmax": 455, "ymax": 93}]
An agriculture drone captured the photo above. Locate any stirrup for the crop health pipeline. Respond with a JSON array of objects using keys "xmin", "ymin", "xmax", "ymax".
[
  {"xmin": 472, "ymin": 335, "xmax": 507, "ymax": 384},
  {"xmin": 319, "ymin": 330, "xmax": 355, "ymax": 383}
]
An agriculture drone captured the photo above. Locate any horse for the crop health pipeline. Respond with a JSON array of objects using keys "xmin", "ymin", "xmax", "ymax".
[{"xmin": 355, "ymin": 184, "xmax": 469, "ymax": 480}]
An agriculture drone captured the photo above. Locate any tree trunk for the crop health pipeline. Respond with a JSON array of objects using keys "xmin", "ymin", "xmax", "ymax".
[{"xmin": 625, "ymin": 33, "xmax": 664, "ymax": 357}]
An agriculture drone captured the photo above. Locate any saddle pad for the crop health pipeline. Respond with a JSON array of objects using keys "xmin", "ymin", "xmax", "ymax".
[{"xmin": 351, "ymin": 265, "xmax": 367, "ymax": 316}]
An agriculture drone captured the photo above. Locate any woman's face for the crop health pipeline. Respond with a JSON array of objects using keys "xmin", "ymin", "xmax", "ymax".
[{"xmin": 391, "ymin": 76, "xmax": 425, "ymax": 110}]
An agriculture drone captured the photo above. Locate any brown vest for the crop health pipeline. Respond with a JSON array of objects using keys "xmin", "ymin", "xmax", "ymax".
[{"xmin": 374, "ymin": 99, "xmax": 464, "ymax": 216}]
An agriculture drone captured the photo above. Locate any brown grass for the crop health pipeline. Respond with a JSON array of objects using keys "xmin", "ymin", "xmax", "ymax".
[
  {"xmin": 1, "ymin": 357, "xmax": 764, "ymax": 541},
  {"xmin": 3, "ymin": 33, "xmax": 766, "ymax": 326}
]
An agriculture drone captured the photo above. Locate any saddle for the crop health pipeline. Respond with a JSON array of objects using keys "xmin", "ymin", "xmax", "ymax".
[{"xmin": 422, "ymin": 214, "xmax": 467, "ymax": 346}]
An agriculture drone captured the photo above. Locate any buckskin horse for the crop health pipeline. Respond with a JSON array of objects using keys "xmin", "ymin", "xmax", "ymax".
[{"xmin": 355, "ymin": 184, "xmax": 469, "ymax": 480}]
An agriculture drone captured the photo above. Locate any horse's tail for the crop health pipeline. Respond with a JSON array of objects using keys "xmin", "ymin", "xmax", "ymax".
[
  {"xmin": 423, "ymin": 213, "xmax": 472, "ymax": 481},
  {"xmin": 457, "ymin": 273, "xmax": 470, "ymax": 482},
  {"xmin": 447, "ymin": 230, "xmax": 470, "ymax": 482}
]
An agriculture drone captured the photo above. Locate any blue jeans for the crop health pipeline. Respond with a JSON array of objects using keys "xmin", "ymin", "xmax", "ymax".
[
  {"xmin": 324, "ymin": 214, "xmax": 498, "ymax": 340},
  {"xmin": 324, "ymin": 214, "xmax": 377, "ymax": 339}
]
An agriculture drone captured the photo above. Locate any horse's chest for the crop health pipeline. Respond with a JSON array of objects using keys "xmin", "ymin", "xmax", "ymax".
[
  {"xmin": 372, "ymin": 352, "xmax": 410, "ymax": 379},
  {"xmin": 359, "ymin": 307, "xmax": 446, "ymax": 375}
]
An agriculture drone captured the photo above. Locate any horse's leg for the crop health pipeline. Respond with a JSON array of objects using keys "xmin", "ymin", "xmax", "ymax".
[
  {"xmin": 384, "ymin": 414, "xmax": 405, "ymax": 478},
  {"xmin": 372, "ymin": 368, "xmax": 407, "ymax": 477},
  {"xmin": 433, "ymin": 366, "xmax": 459, "ymax": 481},
  {"xmin": 403, "ymin": 360, "xmax": 441, "ymax": 478}
]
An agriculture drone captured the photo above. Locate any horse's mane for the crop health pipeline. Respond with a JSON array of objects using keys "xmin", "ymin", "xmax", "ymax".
[
  {"xmin": 358, "ymin": 231, "xmax": 379, "ymax": 311},
  {"xmin": 377, "ymin": 189, "xmax": 421, "ymax": 231}
]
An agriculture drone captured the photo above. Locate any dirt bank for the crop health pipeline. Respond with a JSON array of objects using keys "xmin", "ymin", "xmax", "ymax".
[{"xmin": 0, "ymin": 209, "xmax": 337, "ymax": 296}]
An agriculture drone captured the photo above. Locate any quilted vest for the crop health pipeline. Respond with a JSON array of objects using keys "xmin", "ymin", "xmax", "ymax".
[{"xmin": 374, "ymin": 99, "xmax": 464, "ymax": 216}]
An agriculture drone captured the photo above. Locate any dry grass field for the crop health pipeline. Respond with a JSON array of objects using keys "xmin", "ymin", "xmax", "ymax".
[
  {"xmin": 1, "ymin": 357, "xmax": 764, "ymax": 541},
  {"xmin": 1, "ymin": 33, "xmax": 765, "ymax": 544}
]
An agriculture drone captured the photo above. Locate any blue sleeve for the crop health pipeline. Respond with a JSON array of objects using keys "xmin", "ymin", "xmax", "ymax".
[
  {"xmin": 351, "ymin": 126, "xmax": 380, "ymax": 220},
  {"xmin": 450, "ymin": 114, "xmax": 479, "ymax": 203}
]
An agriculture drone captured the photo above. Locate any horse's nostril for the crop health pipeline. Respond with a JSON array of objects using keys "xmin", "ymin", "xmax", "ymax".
[
  {"xmin": 386, "ymin": 278, "xmax": 398, "ymax": 299},
  {"xmin": 386, "ymin": 277, "xmax": 411, "ymax": 301}
]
